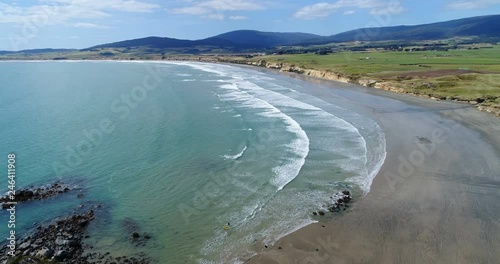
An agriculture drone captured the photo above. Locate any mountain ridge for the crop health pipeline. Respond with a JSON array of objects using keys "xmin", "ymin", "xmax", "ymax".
[
  {"xmin": 84, "ymin": 14, "xmax": 500, "ymax": 51},
  {"xmin": 1, "ymin": 14, "xmax": 499, "ymax": 54},
  {"xmin": 305, "ymin": 14, "xmax": 500, "ymax": 44}
]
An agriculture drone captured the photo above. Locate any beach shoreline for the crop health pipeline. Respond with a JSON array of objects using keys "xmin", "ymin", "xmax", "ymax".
[
  {"xmin": 2, "ymin": 60, "xmax": 498, "ymax": 263},
  {"xmin": 163, "ymin": 56, "xmax": 500, "ymax": 117},
  {"xmin": 243, "ymin": 69, "xmax": 500, "ymax": 263},
  {"xmin": 2, "ymin": 57, "xmax": 498, "ymax": 117}
]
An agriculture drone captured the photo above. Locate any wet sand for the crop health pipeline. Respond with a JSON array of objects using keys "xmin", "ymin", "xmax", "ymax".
[{"xmin": 245, "ymin": 73, "xmax": 500, "ymax": 264}]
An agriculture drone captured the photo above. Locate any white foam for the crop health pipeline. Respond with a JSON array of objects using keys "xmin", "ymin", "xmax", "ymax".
[
  {"xmin": 176, "ymin": 73, "xmax": 192, "ymax": 77},
  {"xmin": 228, "ymin": 79, "xmax": 375, "ymax": 192},
  {"xmin": 177, "ymin": 62, "xmax": 383, "ymax": 192},
  {"xmin": 242, "ymin": 75, "xmax": 387, "ymax": 195},
  {"xmin": 157, "ymin": 61, "xmax": 384, "ymax": 196},
  {"xmin": 161, "ymin": 61, "xmax": 387, "ymax": 263},
  {"xmin": 223, "ymin": 145, "xmax": 248, "ymax": 160},
  {"xmin": 216, "ymin": 81, "xmax": 310, "ymax": 191}
]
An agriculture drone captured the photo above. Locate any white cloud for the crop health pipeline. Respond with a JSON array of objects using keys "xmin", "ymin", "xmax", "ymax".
[
  {"xmin": 229, "ymin": 15, "xmax": 249, "ymax": 20},
  {"xmin": 173, "ymin": 6, "xmax": 211, "ymax": 15},
  {"xmin": 294, "ymin": 0, "xmax": 404, "ymax": 20},
  {"xmin": 447, "ymin": 0, "xmax": 500, "ymax": 10},
  {"xmin": 370, "ymin": 3, "xmax": 404, "ymax": 15},
  {"xmin": 0, "ymin": 0, "xmax": 159, "ymax": 25},
  {"xmin": 294, "ymin": 3, "xmax": 338, "ymax": 20},
  {"xmin": 172, "ymin": 0, "xmax": 263, "ymax": 20},
  {"xmin": 203, "ymin": 13, "xmax": 225, "ymax": 20},
  {"xmin": 72, "ymin": 22, "xmax": 108, "ymax": 29}
]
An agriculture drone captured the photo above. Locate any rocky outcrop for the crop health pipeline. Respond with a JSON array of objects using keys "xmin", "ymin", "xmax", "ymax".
[
  {"xmin": 1, "ymin": 210, "xmax": 96, "ymax": 263},
  {"xmin": 313, "ymin": 190, "xmax": 353, "ymax": 216},
  {"xmin": 0, "ymin": 182, "xmax": 73, "ymax": 208},
  {"xmin": 0, "ymin": 209, "xmax": 153, "ymax": 264},
  {"xmin": 0, "ymin": 180, "xmax": 154, "ymax": 264}
]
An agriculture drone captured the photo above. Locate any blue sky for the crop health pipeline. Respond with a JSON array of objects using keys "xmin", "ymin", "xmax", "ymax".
[{"xmin": 0, "ymin": 0, "xmax": 499, "ymax": 50}]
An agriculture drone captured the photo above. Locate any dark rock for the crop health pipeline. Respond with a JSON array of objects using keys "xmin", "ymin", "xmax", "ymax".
[
  {"xmin": 54, "ymin": 249, "xmax": 70, "ymax": 261},
  {"xmin": 17, "ymin": 190, "xmax": 35, "ymax": 201},
  {"xmin": 79, "ymin": 219, "xmax": 89, "ymax": 227},
  {"xmin": 132, "ymin": 232, "xmax": 140, "ymax": 239},
  {"xmin": 0, "ymin": 181, "xmax": 73, "ymax": 206},
  {"xmin": 0, "ymin": 206, "xmax": 154, "ymax": 264},
  {"xmin": 312, "ymin": 212, "xmax": 317, "ymax": 216},
  {"xmin": 314, "ymin": 190, "xmax": 353, "ymax": 216},
  {"xmin": 67, "ymin": 239, "xmax": 80, "ymax": 248}
]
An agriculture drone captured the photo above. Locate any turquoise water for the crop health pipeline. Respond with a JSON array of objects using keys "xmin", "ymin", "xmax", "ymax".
[{"xmin": 0, "ymin": 61, "xmax": 386, "ymax": 263}]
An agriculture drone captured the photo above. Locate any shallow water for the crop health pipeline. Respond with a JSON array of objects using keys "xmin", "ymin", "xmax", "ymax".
[{"xmin": 0, "ymin": 61, "xmax": 386, "ymax": 263}]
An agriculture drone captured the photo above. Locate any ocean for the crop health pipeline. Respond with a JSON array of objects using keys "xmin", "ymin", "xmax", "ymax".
[{"xmin": 0, "ymin": 61, "xmax": 386, "ymax": 263}]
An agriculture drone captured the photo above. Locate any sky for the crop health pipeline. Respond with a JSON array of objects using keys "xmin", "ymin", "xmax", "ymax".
[{"xmin": 0, "ymin": 0, "xmax": 499, "ymax": 50}]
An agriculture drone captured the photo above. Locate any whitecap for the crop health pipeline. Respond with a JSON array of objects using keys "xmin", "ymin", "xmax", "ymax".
[{"xmin": 223, "ymin": 145, "xmax": 248, "ymax": 160}]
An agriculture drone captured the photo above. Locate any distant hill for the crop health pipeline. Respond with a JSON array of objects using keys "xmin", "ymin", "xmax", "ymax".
[
  {"xmin": 305, "ymin": 14, "xmax": 500, "ymax": 44},
  {"xmin": 202, "ymin": 30, "xmax": 321, "ymax": 48},
  {"xmin": 88, "ymin": 31, "xmax": 320, "ymax": 51},
  {"xmin": 0, "ymin": 48, "xmax": 75, "ymax": 55},
  {"xmin": 88, "ymin": 37, "xmax": 195, "ymax": 49},
  {"xmin": 88, "ymin": 15, "xmax": 500, "ymax": 51},
  {"xmin": 2, "ymin": 14, "xmax": 499, "ymax": 55}
]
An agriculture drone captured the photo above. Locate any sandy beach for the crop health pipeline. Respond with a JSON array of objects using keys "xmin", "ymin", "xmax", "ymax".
[{"xmin": 246, "ymin": 73, "xmax": 500, "ymax": 264}]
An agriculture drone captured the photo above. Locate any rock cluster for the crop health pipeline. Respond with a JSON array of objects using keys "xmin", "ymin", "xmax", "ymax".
[
  {"xmin": 1, "ymin": 182, "xmax": 72, "ymax": 208},
  {"xmin": 122, "ymin": 217, "xmax": 152, "ymax": 247},
  {"xmin": 313, "ymin": 190, "xmax": 352, "ymax": 216},
  {"xmin": 0, "ymin": 209, "xmax": 152, "ymax": 264},
  {"xmin": 1, "ymin": 210, "xmax": 95, "ymax": 263}
]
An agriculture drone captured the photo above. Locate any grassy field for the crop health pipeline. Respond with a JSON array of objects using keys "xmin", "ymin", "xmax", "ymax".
[
  {"xmin": 250, "ymin": 46, "xmax": 500, "ymax": 74},
  {"xmin": 243, "ymin": 46, "xmax": 500, "ymax": 110}
]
